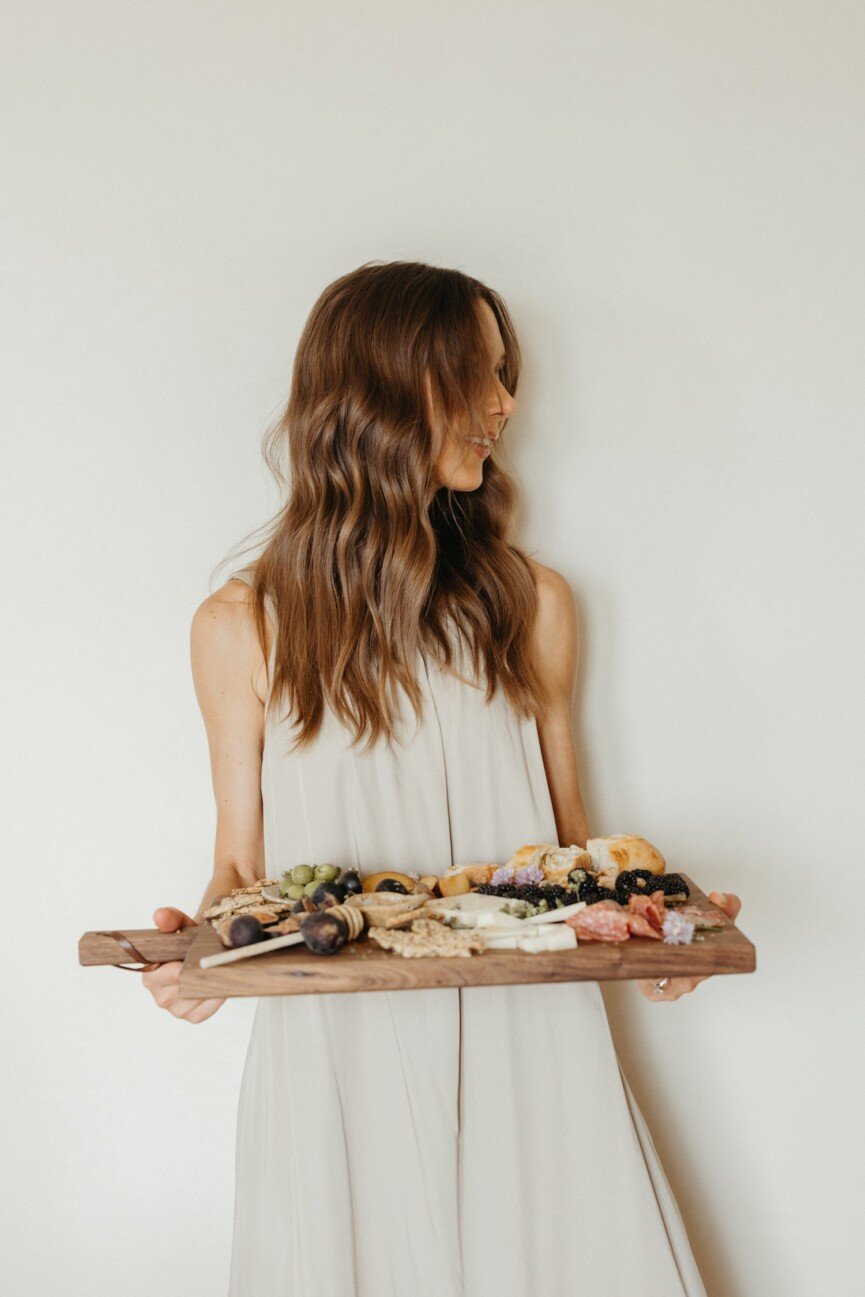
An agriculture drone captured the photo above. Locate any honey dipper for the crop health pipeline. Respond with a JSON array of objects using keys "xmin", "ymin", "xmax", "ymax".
[{"xmin": 199, "ymin": 902, "xmax": 366, "ymax": 970}]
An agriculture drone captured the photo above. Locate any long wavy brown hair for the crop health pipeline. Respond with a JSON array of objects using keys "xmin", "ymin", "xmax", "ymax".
[{"xmin": 216, "ymin": 260, "xmax": 547, "ymax": 753}]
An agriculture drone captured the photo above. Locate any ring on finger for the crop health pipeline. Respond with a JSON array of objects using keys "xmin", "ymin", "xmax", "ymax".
[{"xmin": 652, "ymin": 977, "xmax": 670, "ymax": 996}]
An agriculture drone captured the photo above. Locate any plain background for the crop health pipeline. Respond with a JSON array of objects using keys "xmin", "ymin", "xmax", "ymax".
[{"xmin": 4, "ymin": 3, "xmax": 864, "ymax": 1295}]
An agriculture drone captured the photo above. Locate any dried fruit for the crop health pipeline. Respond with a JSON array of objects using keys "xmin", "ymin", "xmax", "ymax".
[
  {"xmin": 227, "ymin": 915, "xmax": 265, "ymax": 947},
  {"xmin": 299, "ymin": 910, "xmax": 349, "ymax": 955},
  {"xmin": 311, "ymin": 880, "xmax": 348, "ymax": 908}
]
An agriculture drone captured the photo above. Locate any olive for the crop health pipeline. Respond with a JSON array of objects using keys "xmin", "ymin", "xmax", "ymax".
[
  {"xmin": 375, "ymin": 878, "xmax": 409, "ymax": 894},
  {"xmin": 300, "ymin": 910, "xmax": 348, "ymax": 955},
  {"xmin": 314, "ymin": 863, "xmax": 340, "ymax": 881},
  {"xmin": 339, "ymin": 870, "xmax": 363, "ymax": 895},
  {"xmin": 227, "ymin": 915, "xmax": 264, "ymax": 947},
  {"xmin": 311, "ymin": 880, "xmax": 347, "ymax": 908},
  {"xmin": 290, "ymin": 865, "xmax": 314, "ymax": 885}
]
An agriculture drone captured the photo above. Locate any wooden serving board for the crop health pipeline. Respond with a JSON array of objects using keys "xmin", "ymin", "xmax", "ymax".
[{"xmin": 173, "ymin": 876, "xmax": 755, "ymax": 998}]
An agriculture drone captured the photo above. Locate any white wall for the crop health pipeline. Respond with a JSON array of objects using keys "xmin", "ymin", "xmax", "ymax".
[{"xmin": 4, "ymin": 3, "xmax": 863, "ymax": 1294}]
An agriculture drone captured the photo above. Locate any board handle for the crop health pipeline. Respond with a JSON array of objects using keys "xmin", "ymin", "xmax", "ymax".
[
  {"xmin": 98, "ymin": 931, "xmax": 162, "ymax": 970},
  {"xmin": 78, "ymin": 927, "xmax": 197, "ymax": 968}
]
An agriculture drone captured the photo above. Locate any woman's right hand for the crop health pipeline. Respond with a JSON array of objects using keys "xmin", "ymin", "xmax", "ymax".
[{"xmin": 141, "ymin": 906, "xmax": 226, "ymax": 1023}]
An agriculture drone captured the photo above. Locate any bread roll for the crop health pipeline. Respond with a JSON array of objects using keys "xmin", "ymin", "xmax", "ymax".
[
  {"xmin": 504, "ymin": 844, "xmax": 544, "ymax": 871},
  {"xmin": 505, "ymin": 843, "xmax": 592, "ymax": 885},
  {"xmin": 438, "ymin": 862, "xmax": 497, "ymax": 896},
  {"xmin": 586, "ymin": 835, "xmax": 666, "ymax": 889}
]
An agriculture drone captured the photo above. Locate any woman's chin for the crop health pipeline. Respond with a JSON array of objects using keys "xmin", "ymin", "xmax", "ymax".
[{"xmin": 436, "ymin": 463, "xmax": 486, "ymax": 492}]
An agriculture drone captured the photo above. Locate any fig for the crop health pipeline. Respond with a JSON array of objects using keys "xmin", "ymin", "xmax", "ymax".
[
  {"xmin": 339, "ymin": 870, "xmax": 363, "ymax": 895},
  {"xmin": 300, "ymin": 910, "xmax": 348, "ymax": 955},
  {"xmin": 311, "ymin": 880, "xmax": 348, "ymax": 908},
  {"xmin": 227, "ymin": 915, "xmax": 265, "ymax": 947},
  {"xmin": 290, "ymin": 864, "xmax": 314, "ymax": 885},
  {"xmin": 375, "ymin": 878, "xmax": 409, "ymax": 894},
  {"xmin": 313, "ymin": 863, "xmax": 340, "ymax": 881}
]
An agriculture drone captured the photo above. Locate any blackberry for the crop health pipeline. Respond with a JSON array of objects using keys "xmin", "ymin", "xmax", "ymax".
[
  {"xmin": 476, "ymin": 883, "xmax": 579, "ymax": 908},
  {"xmin": 614, "ymin": 870, "xmax": 691, "ymax": 904},
  {"xmin": 614, "ymin": 869, "xmax": 660, "ymax": 904},
  {"xmin": 567, "ymin": 873, "xmax": 607, "ymax": 905},
  {"xmin": 656, "ymin": 872, "xmax": 690, "ymax": 900}
]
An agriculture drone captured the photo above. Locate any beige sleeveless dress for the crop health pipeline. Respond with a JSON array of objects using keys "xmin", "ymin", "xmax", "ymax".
[{"xmin": 226, "ymin": 568, "xmax": 706, "ymax": 1297}]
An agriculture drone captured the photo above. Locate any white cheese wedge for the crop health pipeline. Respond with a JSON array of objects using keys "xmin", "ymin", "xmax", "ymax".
[
  {"xmin": 479, "ymin": 926, "xmax": 580, "ymax": 952},
  {"xmin": 518, "ymin": 926, "xmax": 578, "ymax": 953},
  {"xmin": 526, "ymin": 900, "xmax": 586, "ymax": 925}
]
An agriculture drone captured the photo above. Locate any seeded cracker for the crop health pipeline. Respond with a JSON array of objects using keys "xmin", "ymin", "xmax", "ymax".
[{"xmin": 370, "ymin": 918, "xmax": 486, "ymax": 958}]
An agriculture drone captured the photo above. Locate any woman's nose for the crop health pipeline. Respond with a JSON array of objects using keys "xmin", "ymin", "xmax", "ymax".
[{"xmin": 496, "ymin": 382, "xmax": 516, "ymax": 417}]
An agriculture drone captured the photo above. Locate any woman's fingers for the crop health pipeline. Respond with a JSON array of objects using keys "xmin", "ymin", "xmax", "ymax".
[
  {"xmin": 178, "ymin": 998, "xmax": 226, "ymax": 1024},
  {"xmin": 153, "ymin": 906, "xmax": 196, "ymax": 931},
  {"xmin": 142, "ymin": 960, "xmax": 182, "ymax": 991},
  {"xmin": 141, "ymin": 956, "xmax": 224, "ymax": 1022},
  {"xmin": 708, "ymin": 891, "xmax": 742, "ymax": 921},
  {"xmin": 152, "ymin": 980, "xmax": 219, "ymax": 1019},
  {"xmin": 636, "ymin": 974, "xmax": 705, "ymax": 1001}
]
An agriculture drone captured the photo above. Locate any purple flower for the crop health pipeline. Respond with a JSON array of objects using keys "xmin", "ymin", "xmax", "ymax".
[
  {"xmin": 662, "ymin": 911, "xmax": 696, "ymax": 945},
  {"xmin": 515, "ymin": 863, "xmax": 544, "ymax": 886},
  {"xmin": 490, "ymin": 865, "xmax": 515, "ymax": 886}
]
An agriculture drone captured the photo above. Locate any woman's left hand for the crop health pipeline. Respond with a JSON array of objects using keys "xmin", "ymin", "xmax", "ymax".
[{"xmin": 635, "ymin": 891, "xmax": 742, "ymax": 1002}]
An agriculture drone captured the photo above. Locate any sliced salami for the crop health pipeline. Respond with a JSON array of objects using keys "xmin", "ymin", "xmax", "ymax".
[{"xmin": 567, "ymin": 900, "xmax": 630, "ymax": 943}]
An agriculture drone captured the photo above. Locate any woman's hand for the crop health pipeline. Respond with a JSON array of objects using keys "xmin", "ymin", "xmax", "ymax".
[
  {"xmin": 635, "ymin": 891, "xmax": 743, "ymax": 1002},
  {"xmin": 141, "ymin": 906, "xmax": 225, "ymax": 1023}
]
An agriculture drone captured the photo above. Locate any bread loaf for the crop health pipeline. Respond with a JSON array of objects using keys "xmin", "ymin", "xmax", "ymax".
[{"xmin": 586, "ymin": 835, "xmax": 666, "ymax": 889}]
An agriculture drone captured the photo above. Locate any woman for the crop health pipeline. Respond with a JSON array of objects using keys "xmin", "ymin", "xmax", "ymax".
[{"xmin": 143, "ymin": 261, "xmax": 739, "ymax": 1296}]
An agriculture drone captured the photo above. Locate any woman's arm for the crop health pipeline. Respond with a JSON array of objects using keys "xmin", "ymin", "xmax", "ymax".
[
  {"xmin": 188, "ymin": 577, "xmax": 268, "ymax": 919},
  {"xmin": 141, "ymin": 577, "xmax": 267, "ymax": 1022},
  {"xmin": 528, "ymin": 560, "xmax": 590, "ymax": 849}
]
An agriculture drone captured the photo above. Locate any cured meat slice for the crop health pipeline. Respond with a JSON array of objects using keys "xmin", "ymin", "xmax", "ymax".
[
  {"xmin": 625, "ymin": 911, "xmax": 662, "ymax": 940},
  {"xmin": 567, "ymin": 900, "xmax": 630, "ymax": 943},
  {"xmin": 627, "ymin": 891, "xmax": 666, "ymax": 932},
  {"xmin": 675, "ymin": 904, "xmax": 727, "ymax": 928}
]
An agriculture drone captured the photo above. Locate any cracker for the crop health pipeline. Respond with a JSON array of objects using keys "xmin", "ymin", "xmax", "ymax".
[{"xmin": 369, "ymin": 918, "xmax": 486, "ymax": 958}]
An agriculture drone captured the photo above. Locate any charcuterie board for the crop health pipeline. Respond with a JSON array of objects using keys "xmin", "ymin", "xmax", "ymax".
[{"xmin": 79, "ymin": 875, "xmax": 755, "ymax": 997}]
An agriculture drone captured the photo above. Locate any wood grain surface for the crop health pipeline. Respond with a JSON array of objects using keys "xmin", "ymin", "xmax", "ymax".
[
  {"xmin": 78, "ymin": 928, "xmax": 195, "ymax": 967},
  {"xmin": 175, "ymin": 876, "xmax": 756, "ymax": 998}
]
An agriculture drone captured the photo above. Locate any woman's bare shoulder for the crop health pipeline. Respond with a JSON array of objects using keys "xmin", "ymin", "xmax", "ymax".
[
  {"xmin": 190, "ymin": 578, "xmax": 268, "ymax": 706},
  {"xmin": 525, "ymin": 557, "xmax": 575, "ymax": 611},
  {"xmin": 524, "ymin": 558, "xmax": 578, "ymax": 692}
]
